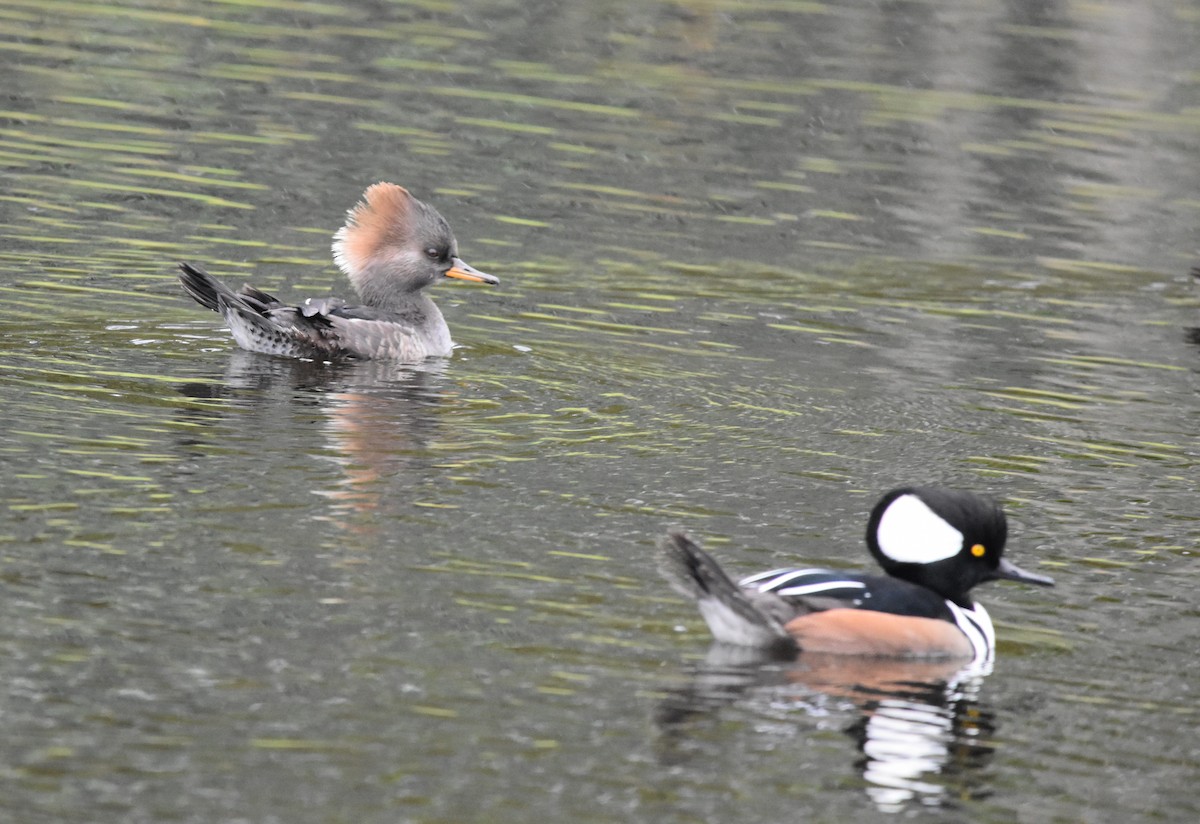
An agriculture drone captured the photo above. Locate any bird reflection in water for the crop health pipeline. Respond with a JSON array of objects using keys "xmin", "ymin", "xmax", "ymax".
[
  {"xmin": 312, "ymin": 358, "xmax": 449, "ymax": 533},
  {"xmin": 656, "ymin": 645, "xmax": 996, "ymax": 813},
  {"xmin": 176, "ymin": 351, "xmax": 450, "ymax": 535}
]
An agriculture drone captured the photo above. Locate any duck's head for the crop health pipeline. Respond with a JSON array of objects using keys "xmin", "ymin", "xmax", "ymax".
[
  {"xmin": 332, "ymin": 182, "xmax": 497, "ymax": 307},
  {"xmin": 865, "ymin": 486, "xmax": 1054, "ymax": 606}
]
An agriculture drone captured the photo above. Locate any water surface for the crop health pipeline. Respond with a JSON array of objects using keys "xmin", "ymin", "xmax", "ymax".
[{"xmin": 1, "ymin": 1, "xmax": 1198, "ymax": 822}]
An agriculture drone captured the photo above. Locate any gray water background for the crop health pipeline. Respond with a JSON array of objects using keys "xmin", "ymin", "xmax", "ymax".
[{"xmin": 0, "ymin": 1, "xmax": 1198, "ymax": 821}]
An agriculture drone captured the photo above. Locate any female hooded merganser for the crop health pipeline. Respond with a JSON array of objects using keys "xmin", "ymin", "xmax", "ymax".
[
  {"xmin": 178, "ymin": 182, "xmax": 498, "ymax": 361},
  {"xmin": 659, "ymin": 487, "xmax": 1054, "ymax": 669}
]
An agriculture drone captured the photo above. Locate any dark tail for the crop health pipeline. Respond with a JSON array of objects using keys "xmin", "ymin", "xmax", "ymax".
[
  {"xmin": 658, "ymin": 531, "xmax": 744, "ymax": 601},
  {"xmin": 178, "ymin": 262, "xmax": 237, "ymax": 313},
  {"xmin": 658, "ymin": 532, "xmax": 795, "ymax": 652}
]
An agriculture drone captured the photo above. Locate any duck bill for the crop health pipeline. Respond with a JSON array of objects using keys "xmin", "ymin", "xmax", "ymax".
[
  {"xmin": 445, "ymin": 257, "xmax": 498, "ymax": 285},
  {"xmin": 991, "ymin": 557, "xmax": 1055, "ymax": 587}
]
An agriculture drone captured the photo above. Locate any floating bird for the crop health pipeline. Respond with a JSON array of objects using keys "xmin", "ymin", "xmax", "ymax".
[
  {"xmin": 659, "ymin": 487, "xmax": 1054, "ymax": 667},
  {"xmin": 178, "ymin": 182, "xmax": 498, "ymax": 361}
]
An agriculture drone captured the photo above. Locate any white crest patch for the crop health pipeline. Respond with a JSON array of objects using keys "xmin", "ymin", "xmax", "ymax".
[{"xmin": 876, "ymin": 494, "xmax": 963, "ymax": 563}]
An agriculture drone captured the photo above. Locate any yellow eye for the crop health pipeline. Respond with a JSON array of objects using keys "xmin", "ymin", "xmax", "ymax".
[{"xmin": 970, "ymin": 544, "xmax": 986, "ymax": 557}]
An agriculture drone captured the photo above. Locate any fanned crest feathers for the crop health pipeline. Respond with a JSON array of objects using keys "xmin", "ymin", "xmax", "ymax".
[{"xmin": 333, "ymin": 184, "xmax": 433, "ymax": 287}]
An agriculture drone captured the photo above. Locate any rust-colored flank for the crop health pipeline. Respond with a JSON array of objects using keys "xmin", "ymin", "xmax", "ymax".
[{"xmin": 785, "ymin": 609, "xmax": 975, "ymax": 659}]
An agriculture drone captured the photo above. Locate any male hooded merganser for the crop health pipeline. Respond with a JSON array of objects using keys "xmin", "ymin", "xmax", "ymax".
[
  {"xmin": 178, "ymin": 182, "xmax": 498, "ymax": 361},
  {"xmin": 659, "ymin": 487, "xmax": 1054, "ymax": 668}
]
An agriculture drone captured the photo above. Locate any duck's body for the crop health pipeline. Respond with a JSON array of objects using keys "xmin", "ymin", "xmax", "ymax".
[
  {"xmin": 659, "ymin": 487, "xmax": 1054, "ymax": 667},
  {"xmin": 178, "ymin": 183, "xmax": 497, "ymax": 361},
  {"xmin": 177, "ymin": 264, "xmax": 455, "ymax": 361}
]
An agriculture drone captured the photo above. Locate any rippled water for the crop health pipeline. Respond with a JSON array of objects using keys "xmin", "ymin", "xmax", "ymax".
[{"xmin": 1, "ymin": 1, "xmax": 1198, "ymax": 822}]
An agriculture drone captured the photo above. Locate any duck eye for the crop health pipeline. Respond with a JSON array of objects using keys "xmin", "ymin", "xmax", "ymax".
[
  {"xmin": 425, "ymin": 247, "xmax": 441, "ymax": 260},
  {"xmin": 970, "ymin": 544, "xmax": 986, "ymax": 557}
]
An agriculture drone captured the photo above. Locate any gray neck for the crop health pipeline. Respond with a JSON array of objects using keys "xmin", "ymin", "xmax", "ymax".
[
  {"xmin": 376, "ymin": 291, "xmax": 451, "ymax": 351},
  {"xmin": 411, "ymin": 293, "xmax": 450, "ymax": 349},
  {"xmin": 350, "ymin": 270, "xmax": 452, "ymax": 352}
]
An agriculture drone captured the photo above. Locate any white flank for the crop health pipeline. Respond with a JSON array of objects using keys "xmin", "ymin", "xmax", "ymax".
[{"xmin": 876, "ymin": 494, "xmax": 963, "ymax": 564}]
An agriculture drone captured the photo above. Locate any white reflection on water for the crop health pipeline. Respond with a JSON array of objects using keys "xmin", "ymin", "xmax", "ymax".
[
  {"xmin": 658, "ymin": 646, "xmax": 995, "ymax": 813},
  {"xmin": 854, "ymin": 673, "xmax": 990, "ymax": 812}
]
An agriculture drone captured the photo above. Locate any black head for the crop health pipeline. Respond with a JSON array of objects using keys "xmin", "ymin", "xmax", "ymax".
[{"xmin": 865, "ymin": 486, "xmax": 1054, "ymax": 605}]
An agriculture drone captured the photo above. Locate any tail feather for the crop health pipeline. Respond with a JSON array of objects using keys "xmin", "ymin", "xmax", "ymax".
[
  {"xmin": 178, "ymin": 261, "xmax": 343, "ymax": 359},
  {"xmin": 658, "ymin": 530, "xmax": 741, "ymax": 600},
  {"xmin": 215, "ymin": 292, "xmax": 279, "ymax": 335},
  {"xmin": 658, "ymin": 532, "xmax": 796, "ymax": 653},
  {"xmin": 237, "ymin": 283, "xmax": 284, "ymax": 314},
  {"xmin": 178, "ymin": 262, "xmax": 238, "ymax": 313}
]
